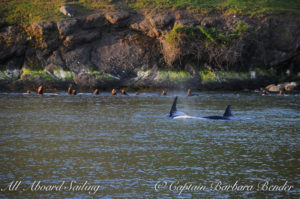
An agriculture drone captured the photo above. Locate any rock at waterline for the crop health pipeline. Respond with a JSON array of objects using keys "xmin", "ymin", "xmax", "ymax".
[
  {"xmin": 60, "ymin": 6, "xmax": 75, "ymax": 17},
  {"xmin": 266, "ymin": 84, "xmax": 283, "ymax": 93},
  {"xmin": 266, "ymin": 82, "xmax": 298, "ymax": 93},
  {"xmin": 284, "ymin": 82, "xmax": 297, "ymax": 92}
]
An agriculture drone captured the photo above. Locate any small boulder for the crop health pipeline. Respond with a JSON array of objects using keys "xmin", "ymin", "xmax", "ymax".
[
  {"xmin": 284, "ymin": 82, "xmax": 297, "ymax": 92},
  {"xmin": 148, "ymin": 14, "xmax": 174, "ymax": 29},
  {"xmin": 63, "ymin": 31, "xmax": 100, "ymax": 48},
  {"xmin": 81, "ymin": 13, "xmax": 107, "ymax": 29},
  {"xmin": 60, "ymin": 6, "xmax": 75, "ymax": 17},
  {"xmin": 57, "ymin": 19, "xmax": 78, "ymax": 36},
  {"xmin": 265, "ymin": 84, "xmax": 284, "ymax": 93},
  {"xmin": 73, "ymin": 72, "xmax": 98, "ymax": 89},
  {"xmin": 105, "ymin": 11, "xmax": 129, "ymax": 25}
]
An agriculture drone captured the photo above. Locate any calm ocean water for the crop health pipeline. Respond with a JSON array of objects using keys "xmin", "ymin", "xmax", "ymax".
[{"xmin": 0, "ymin": 92, "xmax": 299, "ymax": 198}]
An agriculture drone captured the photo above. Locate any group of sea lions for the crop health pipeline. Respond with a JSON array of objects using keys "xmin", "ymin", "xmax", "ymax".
[{"xmin": 26, "ymin": 86, "xmax": 196, "ymax": 97}]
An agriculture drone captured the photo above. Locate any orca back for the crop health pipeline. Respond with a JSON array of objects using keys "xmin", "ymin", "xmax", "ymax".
[
  {"xmin": 169, "ymin": 96, "xmax": 178, "ymax": 117},
  {"xmin": 223, "ymin": 105, "xmax": 233, "ymax": 117}
]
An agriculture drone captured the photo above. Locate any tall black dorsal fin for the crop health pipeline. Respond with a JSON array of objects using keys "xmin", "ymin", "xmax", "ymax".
[
  {"xmin": 223, "ymin": 105, "xmax": 233, "ymax": 117},
  {"xmin": 169, "ymin": 96, "xmax": 178, "ymax": 117}
]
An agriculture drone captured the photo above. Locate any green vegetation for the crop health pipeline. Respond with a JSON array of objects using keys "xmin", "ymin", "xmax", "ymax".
[
  {"xmin": 200, "ymin": 70, "xmax": 251, "ymax": 82},
  {"xmin": 235, "ymin": 20, "xmax": 248, "ymax": 37},
  {"xmin": 53, "ymin": 68, "xmax": 74, "ymax": 81},
  {"xmin": 156, "ymin": 68, "xmax": 275, "ymax": 84},
  {"xmin": 1, "ymin": 0, "xmax": 65, "ymax": 27},
  {"xmin": 88, "ymin": 70, "xmax": 115, "ymax": 81},
  {"xmin": 166, "ymin": 21, "xmax": 248, "ymax": 47},
  {"xmin": 129, "ymin": 0, "xmax": 300, "ymax": 15},
  {"xmin": 166, "ymin": 25, "xmax": 204, "ymax": 47},
  {"xmin": 21, "ymin": 68, "xmax": 57, "ymax": 81},
  {"xmin": 0, "ymin": 67, "xmax": 74, "ymax": 81},
  {"xmin": 0, "ymin": 0, "xmax": 108, "ymax": 27},
  {"xmin": 0, "ymin": 69, "xmax": 21, "ymax": 80},
  {"xmin": 78, "ymin": 0, "xmax": 111, "ymax": 10},
  {"xmin": 199, "ymin": 68, "xmax": 275, "ymax": 82},
  {"xmin": 157, "ymin": 70, "xmax": 191, "ymax": 83},
  {"xmin": 199, "ymin": 70, "xmax": 217, "ymax": 82},
  {"xmin": 0, "ymin": 0, "xmax": 299, "ymax": 27},
  {"xmin": 88, "ymin": 62, "xmax": 115, "ymax": 81},
  {"xmin": 253, "ymin": 67, "xmax": 274, "ymax": 77},
  {"xmin": 214, "ymin": 71, "xmax": 251, "ymax": 82}
]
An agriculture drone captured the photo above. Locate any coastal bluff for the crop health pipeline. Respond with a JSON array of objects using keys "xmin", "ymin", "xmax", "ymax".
[{"xmin": 0, "ymin": 8, "xmax": 299, "ymax": 91}]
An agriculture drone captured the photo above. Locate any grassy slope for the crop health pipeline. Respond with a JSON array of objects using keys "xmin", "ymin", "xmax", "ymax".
[
  {"xmin": 130, "ymin": 0, "xmax": 300, "ymax": 14},
  {"xmin": 166, "ymin": 21, "xmax": 248, "ymax": 47},
  {"xmin": 0, "ymin": 0, "xmax": 300, "ymax": 27}
]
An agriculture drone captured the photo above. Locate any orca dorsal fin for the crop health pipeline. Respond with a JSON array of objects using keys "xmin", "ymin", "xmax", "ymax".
[
  {"xmin": 169, "ymin": 96, "xmax": 178, "ymax": 117},
  {"xmin": 223, "ymin": 105, "xmax": 233, "ymax": 117}
]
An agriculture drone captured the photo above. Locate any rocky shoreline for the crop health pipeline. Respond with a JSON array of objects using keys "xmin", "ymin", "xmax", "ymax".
[
  {"xmin": 1, "ymin": 78, "xmax": 299, "ymax": 95},
  {"xmin": 0, "ymin": 8, "xmax": 299, "ymax": 92}
]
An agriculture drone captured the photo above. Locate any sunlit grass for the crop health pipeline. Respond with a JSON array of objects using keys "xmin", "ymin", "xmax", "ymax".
[
  {"xmin": 0, "ymin": 0, "xmax": 108, "ymax": 27},
  {"xmin": 0, "ymin": 0, "xmax": 66, "ymax": 27},
  {"xmin": 129, "ymin": 0, "xmax": 300, "ymax": 15},
  {"xmin": 199, "ymin": 68, "xmax": 275, "ymax": 82},
  {"xmin": 53, "ymin": 68, "xmax": 74, "ymax": 81},
  {"xmin": 199, "ymin": 70, "xmax": 217, "ymax": 82},
  {"xmin": 21, "ymin": 68, "xmax": 57, "ymax": 81},
  {"xmin": 200, "ymin": 70, "xmax": 250, "ymax": 82},
  {"xmin": 88, "ymin": 70, "xmax": 116, "ymax": 81},
  {"xmin": 166, "ymin": 21, "xmax": 248, "ymax": 47},
  {"xmin": 0, "ymin": 0, "xmax": 299, "ymax": 26},
  {"xmin": 157, "ymin": 70, "xmax": 191, "ymax": 83}
]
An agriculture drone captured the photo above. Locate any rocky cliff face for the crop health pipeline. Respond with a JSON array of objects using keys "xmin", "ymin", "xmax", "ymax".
[{"xmin": 0, "ymin": 9, "xmax": 299, "ymax": 90}]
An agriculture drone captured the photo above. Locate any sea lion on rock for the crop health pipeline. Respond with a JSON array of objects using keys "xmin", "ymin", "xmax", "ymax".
[
  {"xmin": 112, "ymin": 89, "xmax": 117, "ymax": 95},
  {"xmin": 37, "ymin": 86, "xmax": 43, "ymax": 95},
  {"xmin": 94, "ymin": 89, "xmax": 99, "ymax": 95},
  {"xmin": 121, "ymin": 89, "xmax": 127, "ymax": 95},
  {"xmin": 68, "ymin": 87, "xmax": 72, "ymax": 94}
]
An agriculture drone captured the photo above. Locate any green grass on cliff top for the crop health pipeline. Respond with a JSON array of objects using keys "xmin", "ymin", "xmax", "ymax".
[{"xmin": 0, "ymin": 0, "xmax": 299, "ymax": 26}]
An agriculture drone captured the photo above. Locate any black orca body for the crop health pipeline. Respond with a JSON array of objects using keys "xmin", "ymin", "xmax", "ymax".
[
  {"xmin": 202, "ymin": 105, "xmax": 233, "ymax": 120},
  {"xmin": 168, "ymin": 96, "xmax": 234, "ymax": 120},
  {"xmin": 169, "ymin": 96, "xmax": 177, "ymax": 117},
  {"xmin": 169, "ymin": 96, "xmax": 185, "ymax": 118}
]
